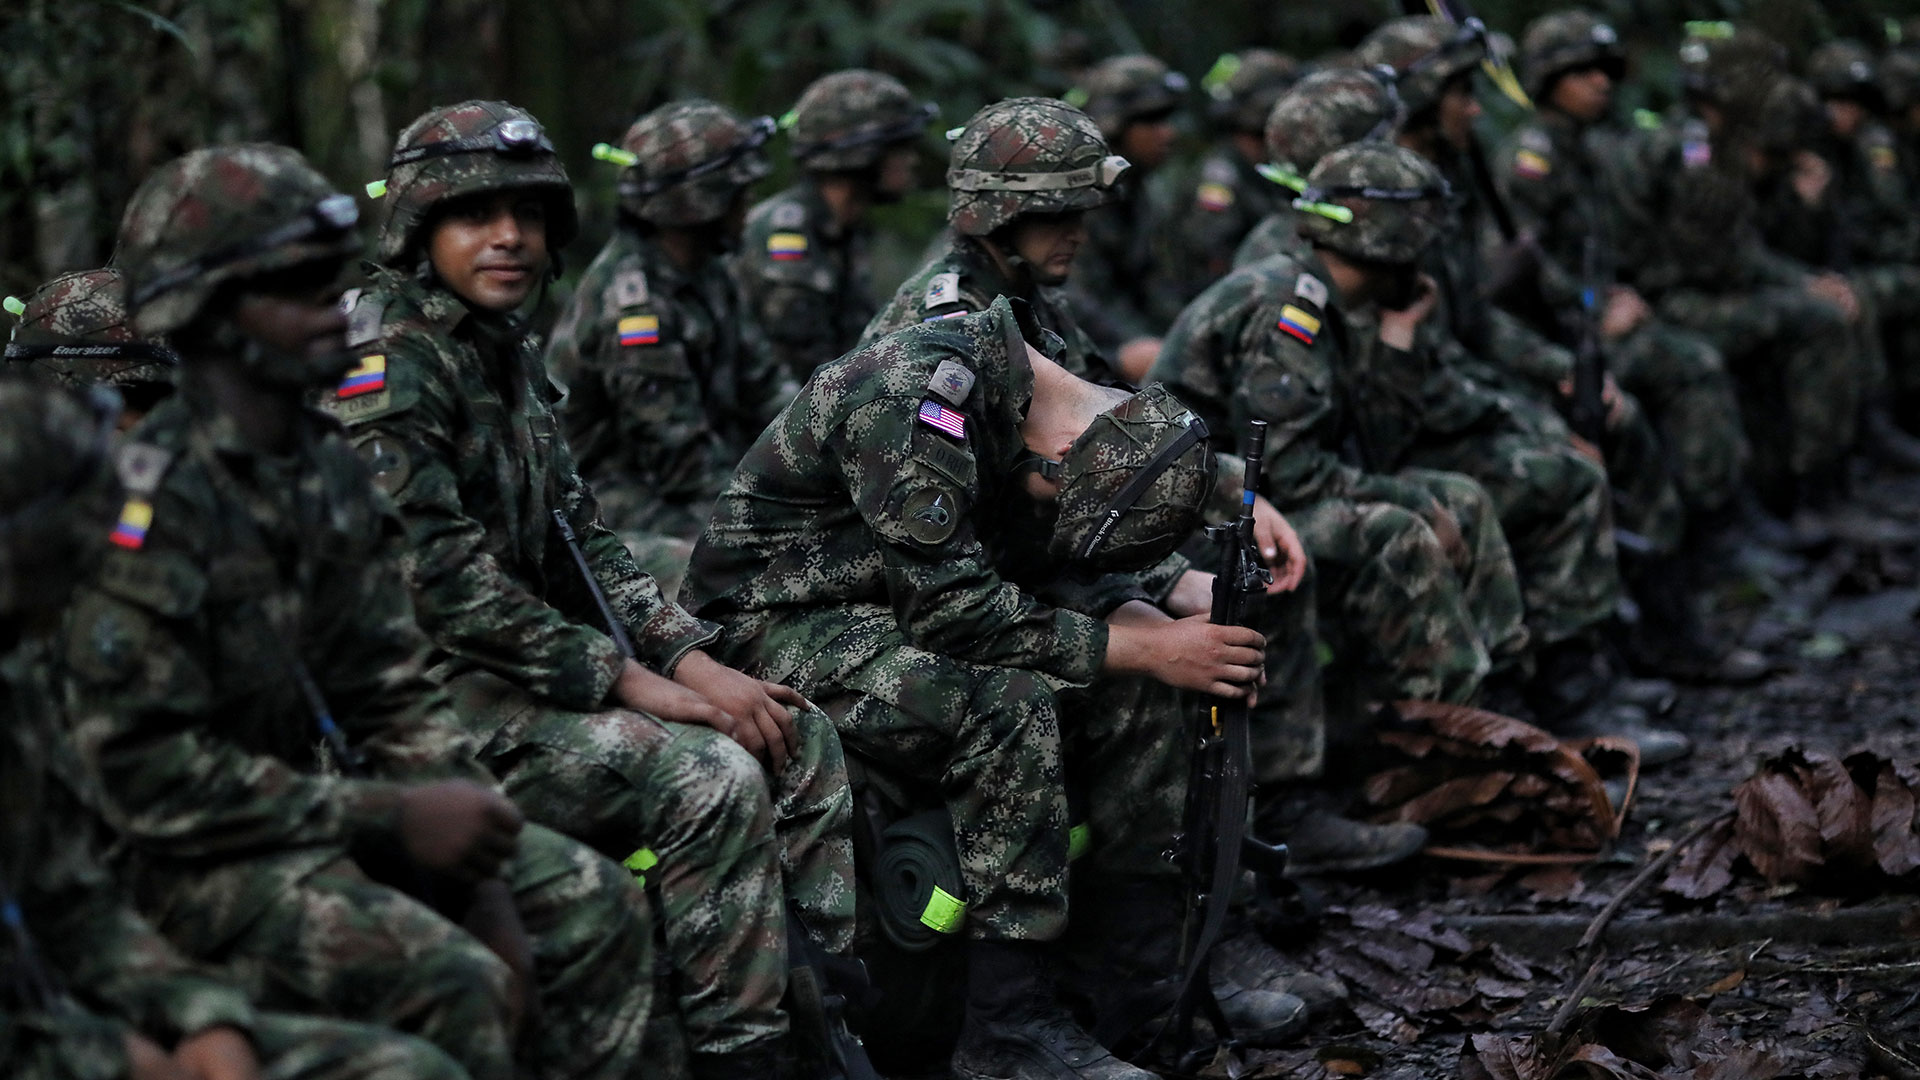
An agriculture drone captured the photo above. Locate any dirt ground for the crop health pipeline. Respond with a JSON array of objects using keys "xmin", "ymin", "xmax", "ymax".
[{"xmin": 1241, "ymin": 470, "xmax": 1920, "ymax": 1080}]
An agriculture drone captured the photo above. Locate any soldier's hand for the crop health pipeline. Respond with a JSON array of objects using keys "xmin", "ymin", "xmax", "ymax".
[
  {"xmin": 397, "ymin": 780, "xmax": 523, "ymax": 883},
  {"xmin": 1377, "ymin": 274, "xmax": 1439, "ymax": 348},
  {"xmin": 672, "ymin": 650, "xmax": 805, "ymax": 776},
  {"xmin": 128, "ymin": 1032, "xmax": 191, "ymax": 1080},
  {"xmin": 1117, "ymin": 337, "xmax": 1163, "ymax": 384},
  {"xmin": 1250, "ymin": 494, "xmax": 1307, "ymax": 594},
  {"xmin": 1418, "ymin": 499, "xmax": 1470, "ymax": 568},
  {"xmin": 1790, "ymin": 149, "xmax": 1833, "ymax": 206},
  {"xmin": 172, "ymin": 1027, "xmax": 260, "ymax": 1080},
  {"xmin": 1600, "ymin": 287, "xmax": 1650, "ymax": 340},
  {"xmin": 463, "ymin": 878, "xmax": 538, "ymax": 1042},
  {"xmin": 1807, "ymin": 273, "xmax": 1860, "ymax": 323},
  {"xmin": 1126, "ymin": 614, "xmax": 1265, "ymax": 699}
]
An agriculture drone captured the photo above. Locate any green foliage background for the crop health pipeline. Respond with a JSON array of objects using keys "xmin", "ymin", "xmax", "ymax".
[{"xmin": 7, "ymin": 0, "xmax": 1919, "ymax": 300}]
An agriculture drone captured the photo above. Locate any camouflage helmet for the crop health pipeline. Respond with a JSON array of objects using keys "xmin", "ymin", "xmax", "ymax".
[
  {"xmin": 1752, "ymin": 76, "xmax": 1826, "ymax": 154},
  {"xmin": 1046, "ymin": 383, "xmax": 1214, "ymax": 572},
  {"xmin": 787, "ymin": 69, "xmax": 936, "ymax": 171},
  {"xmin": 616, "ymin": 99, "xmax": 775, "ymax": 226},
  {"xmin": 1806, "ymin": 40, "xmax": 1882, "ymax": 105},
  {"xmin": 1678, "ymin": 27, "xmax": 1788, "ymax": 111},
  {"xmin": 1294, "ymin": 141, "xmax": 1449, "ymax": 264},
  {"xmin": 1068, "ymin": 55, "xmax": 1190, "ymax": 139},
  {"xmin": 1358, "ymin": 16, "xmax": 1488, "ymax": 117},
  {"xmin": 1261, "ymin": 67, "xmax": 1402, "ymax": 190},
  {"xmin": 376, "ymin": 101, "xmax": 577, "ymax": 265},
  {"xmin": 0, "ymin": 376, "xmax": 121, "ymax": 615},
  {"xmin": 1881, "ymin": 49, "xmax": 1920, "ymax": 113},
  {"xmin": 1203, "ymin": 49, "xmax": 1302, "ymax": 134},
  {"xmin": 1518, "ymin": 10, "xmax": 1626, "ymax": 102},
  {"xmin": 946, "ymin": 97, "xmax": 1130, "ymax": 236},
  {"xmin": 4, "ymin": 269, "xmax": 177, "ymax": 392},
  {"xmin": 118, "ymin": 144, "xmax": 362, "ymax": 337}
]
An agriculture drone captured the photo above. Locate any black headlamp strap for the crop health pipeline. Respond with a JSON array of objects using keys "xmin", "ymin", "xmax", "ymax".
[
  {"xmin": 1073, "ymin": 418, "xmax": 1209, "ymax": 561},
  {"xmin": 4, "ymin": 341, "xmax": 179, "ymax": 366},
  {"xmin": 388, "ymin": 120, "xmax": 555, "ymax": 169},
  {"xmin": 622, "ymin": 116, "xmax": 776, "ymax": 197}
]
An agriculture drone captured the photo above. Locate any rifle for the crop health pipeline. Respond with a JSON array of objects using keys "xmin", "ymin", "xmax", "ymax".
[
  {"xmin": 1156, "ymin": 420, "xmax": 1288, "ymax": 1066},
  {"xmin": 1566, "ymin": 235, "xmax": 1609, "ymax": 446},
  {"xmin": 551, "ymin": 509, "xmax": 880, "ymax": 1080},
  {"xmin": 2, "ymin": 873, "xmax": 66, "ymax": 1013}
]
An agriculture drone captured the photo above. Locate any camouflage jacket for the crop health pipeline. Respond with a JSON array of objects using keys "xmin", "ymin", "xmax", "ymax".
[
  {"xmin": 3, "ymin": 638, "xmax": 257, "ymax": 1053},
  {"xmin": 60, "ymin": 381, "xmax": 489, "ymax": 941},
  {"xmin": 1494, "ymin": 110, "xmax": 1619, "ymax": 325},
  {"xmin": 1152, "ymin": 251, "xmax": 1502, "ymax": 511},
  {"xmin": 330, "ymin": 267, "xmax": 720, "ymax": 713},
  {"xmin": 1231, "ymin": 205, "xmax": 1309, "ymax": 270},
  {"xmin": 1167, "ymin": 144, "xmax": 1291, "ymax": 305},
  {"xmin": 735, "ymin": 180, "xmax": 876, "ymax": 381},
  {"xmin": 685, "ymin": 298, "xmax": 1120, "ymax": 688},
  {"xmin": 1821, "ymin": 123, "xmax": 1920, "ymax": 266},
  {"xmin": 1063, "ymin": 177, "xmax": 1174, "ymax": 350},
  {"xmin": 862, "ymin": 228, "xmax": 1116, "ymax": 382},
  {"xmin": 546, "ymin": 225, "xmax": 787, "ymax": 513}
]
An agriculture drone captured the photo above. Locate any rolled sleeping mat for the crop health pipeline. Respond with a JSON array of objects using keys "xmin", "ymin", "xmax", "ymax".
[{"xmin": 873, "ymin": 808, "xmax": 968, "ymax": 952}]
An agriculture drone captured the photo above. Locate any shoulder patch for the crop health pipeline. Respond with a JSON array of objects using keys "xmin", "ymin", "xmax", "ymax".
[
  {"xmin": 108, "ymin": 497, "xmax": 154, "ymax": 550},
  {"xmin": 1513, "ymin": 149, "xmax": 1552, "ymax": 180},
  {"xmin": 611, "ymin": 267, "xmax": 650, "ymax": 310},
  {"xmin": 771, "ymin": 202, "xmax": 807, "ymax": 229},
  {"xmin": 926, "ymin": 271, "xmax": 962, "ymax": 309},
  {"xmin": 1202, "ymin": 156, "xmax": 1239, "ymax": 184},
  {"xmin": 337, "ymin": 353, "xmax": 386, "ymax": 399},
  {"xmin": 1292, "ymin": 273, "xmax": 1329, "ymax": 309},
  {"xmin": 916, "ymin": 399, "xmax": 968, "ymax": 440},
  {"xmin": 342, "ymin": 288, "xmax": 384, "ymax": 348},
  {"xmin": 767, "ymin": 231, "xmax": 809, "ymax": 261},
  {"xmin": 927, "ymin": 358, "xmax": 976, "ymax": 406},
  {"xmin": 903, "ymin": 487, "xmax": 962, "ymax": 545},
  {"xmin": 1196, "ymin": 182, "xmax": 1235, "ymax": 212},
  {"xmin": 115, "ymin": 443, "xmax": 173, "ymax": 498},
  {"xmin": 1276, "ymin": 304, "xmax": 1322, "ymax": 345},
  {"xmin": 356, "ymin": 435, "xmax": 413, "ymax": 497},
  {"xmin": 618, "ymin": 314, "xmax": 661, "ymax": 347},
  {"xmin": 1518, "ymin": 128, "xmax": 1553, "ymax": 153},
  {"xmin": 318, "ymin": 352, "xmax": 402, "ymax": 425}
]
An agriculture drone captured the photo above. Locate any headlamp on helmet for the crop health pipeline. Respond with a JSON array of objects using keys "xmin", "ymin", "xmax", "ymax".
[{"xmin": 388, "ymin": 118, "xmax": 556, "ymax": 169}]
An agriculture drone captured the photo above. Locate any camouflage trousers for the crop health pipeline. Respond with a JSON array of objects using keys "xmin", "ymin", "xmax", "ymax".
[
  {"xmin": 1854, "ymin": 264, "xmax": 1920, "ymax": 408},
  {"xmin": 1657, "ymin": 285, "xmax": 1862, "ymax": 490},
  {"xmin": 1285, "ymin": 466, "xmax": 1525, "ymax": 706},
  {"xmin": 1606, "ymin": 321, "xmax": 1750, "ymax": 515},
  {"xmin": 1245, "ymin": 563, "xmax": 1326, "ymax": 784},
  {"xmin": 444, "ymin": 669, "xmax": 855, "ymax": 1056},
  {"xmin": 147, "ymin": 827, "xmax": 652, "ymax": 1080},
  {"xmin": 592, "ymin": 479, "xmax": 715, "ymax": 598},
  {"xmin": 1408, "ymin": 430, "xmax": 1621, "ymax": 650},
  {"xmin": 3, "ymin": 1009, "xmax": 468, "ymax": 1080},
  {"xmin": 731, "ymin": 603, "xmax": 1190, "ymax": 943}
]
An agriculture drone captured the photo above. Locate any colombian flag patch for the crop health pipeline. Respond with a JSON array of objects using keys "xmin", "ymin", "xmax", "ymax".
[
  {"xmin": 1196, "ymin": 182, "xmax": 1234, "ymax": 212},
  {"xmin": 618, "ymin": 315, "xmax": 660, "ymax": 347},
  {"xmin": 1276, "ymin": 304, "xmax": 1321, "ymax": 345},
  {"xmin": 110, "ymin": 498, "xmax": 153, "ymax": 550},
  {"xmin": 767, "ymin": 232, "xmax": 809, "ymax": 261},
  {"xmin": 337, "ymin": 354, "xmax": 386, "ymax": 399},
  {"xmin": 1513, "ymin": 149, "xmax": 1551, "ymax": 180}
]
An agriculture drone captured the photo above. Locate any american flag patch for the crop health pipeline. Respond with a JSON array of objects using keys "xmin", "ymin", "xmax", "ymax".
[{"xmin": 917, "ymin": 399, "xmax": 967, "ymax": 439}]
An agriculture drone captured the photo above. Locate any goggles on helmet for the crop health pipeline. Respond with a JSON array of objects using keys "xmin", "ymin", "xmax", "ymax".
[
  {"xmin": 389, "ymin": 118, "xmax": 555, "ymax": 169},
  {"xmin": 792, "ymin": 102, "xmax": 938, "ymax": 161},
  {"xmin": 621, "ymin": 115, "xmax": 777, "ymax": 197},
  {"xmin": 127, "ymin": 193, "xmax": 360, "ymax": 309},
  {"xmin": 949, "ymin": 154, "xmax": 1132, "ymax": 193}
]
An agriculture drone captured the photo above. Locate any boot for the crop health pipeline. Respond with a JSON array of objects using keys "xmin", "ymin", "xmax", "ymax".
[
  {"xmin": 691, "ymin": 1038, "xmax": 787, "ymax": 1080},
  {"xmin": 1864, "ymin": 406, "xmax": 1920, "ymax": 473},
  {"xmin": 1622, "ymin": 552, "xmax": 1769, "ymax": 685},
  {"xmin": 1210, "ymin": 931, "xmax": 1347, "ymax": 1019},
  {"xmin": 1208, "ymin": 973, "xmax": 1308, "ymax": 1046},
  {"xmin": 1556, "ymin": 699, "xmax": 1692, "ymax": 766},
  {"xmin": 1529, "ymin": 639, "xmax": 1691, "ymax": 766},
  {"xmin": 1279, "ymin": 811, "xmax": 1427, "ymax": 877},
  {"xmin": 951, "ymin": 941, "xmax": 1155, "ymax": 1080}
]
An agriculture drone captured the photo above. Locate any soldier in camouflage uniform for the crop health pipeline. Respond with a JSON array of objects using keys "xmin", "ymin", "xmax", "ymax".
[
  {"xmin": 4, "ymin": 268, "xmax": 178, "ymax": 421},
  {"xmin": 737, "ymin": 70, "xmax": 936, "ymax": 383},
  {"xmin": 57, "ymin": 143, "xmax": 659, "ymax": 1080},
  {"xmin": 685, "ymin": 294, "xmax": 1332, "ymax": 1078},
  {"xmin": 546, "ymin": 100, "xmax": 789, "ymax": 593},
  {"xmin": 335, "ymin": 102, "xmax": 854, "ymax": 1078},
  {"xmin": 1496, "ymin": 12, "xmax": 1754, "ymax": 532},
  {"xmin": 1162, "ymin": 50, "xmax": 1301, "ymax": 305},
  {"xmin": 1618, "ymin": 26, "xmax": 1866, "ymax": 514},
  {"xmin": 1232, "ymin": 67, "xmax": 1402, "ymax": 269},
  {"xmin": 0, "ymin": 379, "xmax": 471, "ymax": 1080},
  {"xmin": 1062, "ymin": 55, "xmax": 1189, "ymax": 380}
]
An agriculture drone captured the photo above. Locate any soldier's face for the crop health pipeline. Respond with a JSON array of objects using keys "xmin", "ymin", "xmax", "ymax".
[
  {"xmin": 428, "ymin": 190, "xmax": 551, "ymax": 313},
  {"xmin": 1549, "ymin": 66, "xmax": 1613, "ymax": 123},
  {"xmin": 230, "ymin": 260, "xmax": 351, "ymax": 367},
  {"xmin": 1119, "ymin": 116, "xmax": 1177, "ymax": 171},
  {"xmin": 876, "ymin": 145, "xmax": 919, "ymax": 201},
  {"xmin": 1005, "ymin": 211, "xmax": 1087, "ymax": 286},
  {"xmin": 1437, "ymin": 78, "xmax": 1482, "ymax": 151},
  {"xmin": 1826, "ymin": 99, "xmax": 1866, "ymax": 140}
]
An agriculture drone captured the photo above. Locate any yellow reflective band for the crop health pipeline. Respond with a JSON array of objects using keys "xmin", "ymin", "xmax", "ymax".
[
  {"xmin": 593, "ymin": 142, "xmax": 640, "ymax": 167},
  {"xmin": 1064, "ymin": 87, "xmax": 1090, "ymax": 108},
  {"xmin": 1256, "ymin": 162, "xmax": 1307, "ymax": 193},
  {"xmin": 920, "ymin": 886, "xmax": 966, "ymax": 933},
  {"xmin": 623, "ymin": 847, "xmax": 659, "ymax": 886},
  {"xmin": 3, "ymin": 296, "xmax": 23, "ymax": 318},
  {"xmin": 1068, "ymin": 823, "xmax": 1092, "ymax": 862},
  {"xmin": 1292, "ymin": 198, "xmax": 1354, "ymax": 224},
  {"xmin": 364, "ymin": 180, "xmax": 387, "ymax": 199},
  {"xmin": 1203, "ymin": 53, "xmax": 1242, "ymax": 95},
  {"xmin": 779, "ymin": 109, "xmax": 800, "ymax": 130},
  {"xmin": 1684, "ymin": 20, "xmax": 1735, "ymax": 39}
]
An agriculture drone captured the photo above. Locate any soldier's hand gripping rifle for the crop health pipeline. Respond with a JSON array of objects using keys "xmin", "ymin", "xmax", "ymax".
[
  {"xmin": 551, "ymin": 509, "xmax": 878, "ymax": 1080},
  {"xmin": 1157, "ymin": 420, "xmax": 1289, "ymax": 1065}
]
